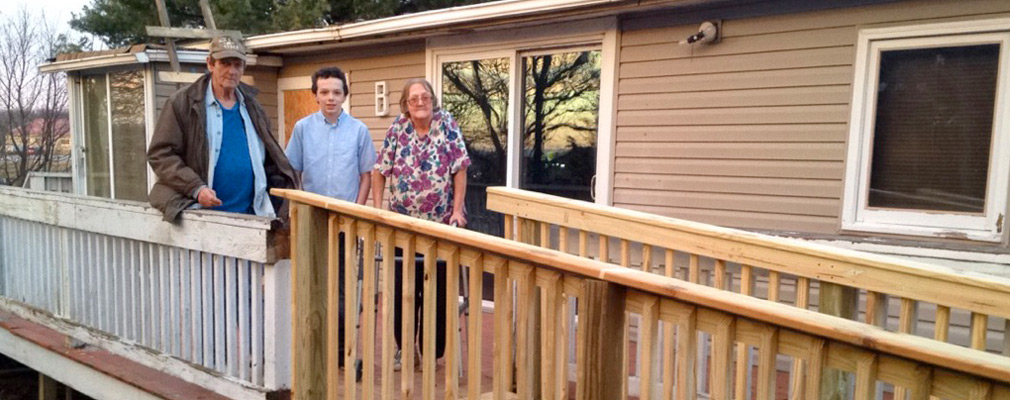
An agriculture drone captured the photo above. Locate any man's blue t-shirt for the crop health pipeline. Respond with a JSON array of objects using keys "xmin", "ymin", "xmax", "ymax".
[{"xmin": 212, "ymin": 102, "xmax": 255, "ymax": 214}]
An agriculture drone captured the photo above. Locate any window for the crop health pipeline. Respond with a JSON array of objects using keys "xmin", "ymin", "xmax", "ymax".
[
  {"xmin": 842, "ymin": 19, "xmax": 1010, "ymax": 241},
  {"xmin": 431, "ymin": 19, "xmax": 617, "ymax": 236},
  {"xmin": 77, "ymin": 69, "xmax": 149, "ymax": 201}
]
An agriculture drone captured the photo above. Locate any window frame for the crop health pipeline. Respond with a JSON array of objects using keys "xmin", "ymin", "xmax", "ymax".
[
  {"xmin": 842, "ymin": 18, "xmax": 1010, "ymax": 242},
  {"xmin": 426, "ymin": 16, "xmax": 618, "ymax": 205},
  {"xmin": 71, "ymin": 65, "xmax": 153, "ymax": 200}
]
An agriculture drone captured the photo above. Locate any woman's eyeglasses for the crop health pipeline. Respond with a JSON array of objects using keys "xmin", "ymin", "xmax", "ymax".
[{"xmin": 407, "ymin": 94, "xmax": 432, "ymax": 106}]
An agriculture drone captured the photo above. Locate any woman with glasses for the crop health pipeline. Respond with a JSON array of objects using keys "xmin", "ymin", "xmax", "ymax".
[{"xmin": 372, "ymin": 78, "xmax": 470, "ymax": 370}]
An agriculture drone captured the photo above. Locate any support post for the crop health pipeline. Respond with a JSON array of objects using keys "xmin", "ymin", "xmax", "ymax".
[
  {"xmin": 576, "ymin": 279, "xmax": 626, "ymax": 400},
  {"xmin": 290, "ymin": 204, "xmax": 329, "ymax": 399},
  {"xmin": 39, "ymin": 373, "xmax": 58, "ymax": 400},
  {"xmin": 818, "ymin": 282, "xmax": 857, "ymax": 400}
]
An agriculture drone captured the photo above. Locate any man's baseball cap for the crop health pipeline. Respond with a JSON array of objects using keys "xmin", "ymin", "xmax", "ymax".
[{"xmin": 209, "ymin": 36, "xmax": 247, "ymax": 61}]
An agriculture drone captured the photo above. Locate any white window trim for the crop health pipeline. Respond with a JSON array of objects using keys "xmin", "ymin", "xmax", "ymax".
[
  {"xmin": 842, "ymin": 18, "xmax": 1010, "ymax": 242},
  {"xmin": 278, "ymin": 73, "xmax": 351, "ymax": 146},
  {"xmin": 426, "ymin": 16, "xmax": 618, "ymax": 205}
]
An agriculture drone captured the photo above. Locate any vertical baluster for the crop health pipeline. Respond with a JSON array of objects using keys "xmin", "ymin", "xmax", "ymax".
[
  {"xmin": 579, "ymin": 231, "xmax": 588, "ymax": 258},
  {"xmin": 641, "ymin": 244, "xmax": 652, "ymax": 273},
  {"xmin": 237, "ymin": 259, "xmax": 250, "ymax": 380},
  {"xmin": 466, "ymin": 251, "xmax": 485, "ymax": 400},
  {"xmin": 559, "ymin": 226, "xmax": 569, "ymax": 254},
  {"xmin": 251, "ymin": 262, "xmax": 264, "ymax": 385},
  {"xmin": 734, "ymin": 265, "xmax": 754, "ymax": 400},
  {"xmin": 136, "ymin": 242, "xmax": 146, "ymax": 347},
  {"xmin": 599, "ymin": 234, "xmax": 610, "ymax": 263},
  {"xmin": 420, "ymin": 236, "xmax": 438, "ymax": 400},
  {"xmin": 180, "ymin": 249, "xmax": 192, "ymax": 359},
  {"xmin": 190, "ymin": 251, "xmax": 203, "ymax": 365},
  {"xmin": 707, "ymin": 310, "xmax": 735, "ymax": 400},
  {"xmin": 379, "ymin": 227, "xmax": 396, "ymax": 400},
  {"xmin": 540, "ymin": 269, "xmax": 563, "ymax": 400},
  {"xmin": 768, "ymin": 271, "xmax": 780, "ymax": 303},
  {"xmin": 540, "ymin": 222, "xmax": 550, "ymax": 248},
  {"xmin": 203, "ymin": 253, "xmax": 215, "ymax": 367},
  {"xmin": 639, "ymin": 295, "xmax": 660, "ymax": 400},
  {"xmin": 214, "ymin": 254, "xmax": 226, "ymax": 371},
  {"xmin": 935, "ymin": 305, "xmax": 950, "ymax": 343},
  {"xmin": 675, "ymin": 303, "xmax": 697, "ymax": 400},
  {"xmin": 514, "ymin": 263, "xmax": 536, "ymax": 399},
  {"xmin": 159, "ymin": 245, "xmax": 170, "ymax": 353},
  {"xmin": 343, "ymin": 219, "xmax": 360, "ymax": 399},
  {"xmin": 226, "ymin": 256, "xmax": 239, "ymax": 377},
  {"xmin": 326, "ymin": 215, "xmax": 342, "ymax": 400},
  {"xmin": 755, "ymin": 323, "xmax": 779, "ymax": 400},
  {"xmin": 126, "ymin": 240, "xmax": 136, "ymax": 341},
  {"xmin": 663, "ymin": 249, "xmax": 676, "ymax": 400},
  {"xmin": 360, "ymin": 222, "xmax": 376, "ymax": 398},
  {"xmin": 688, "ymin": 254, "xmax": 699, "ymax": 283},
  {"xmin": 493, "ymin": 257, "xmax": 511, "ymax": 400},
  {"xmin": 789, "ymin": 277, "xmax": 811, "ymax": 399},
  {"xmin": 401, "ymin": 233, "xmax": 416, "ymax": 398},
  {"xmin": 148, "ymin": 243, "xmax": 159, "ymax": 349},
  {"xmin": 891, "ymin": 298, "xmax": 918, "ymax": 400},
  {"xmin": 504, "ymin": 214, "xmax": 514, "ymax": 240},
  {"xmin": 853, "ymin": 351, "xmax": 878, "ymax": 400},
  {"xmin": 971, "ymin": 312, "xmax": 989, "ymax": 351},
  {"xmin": 620, "ymin": 239, "xmax": 630, "ymax": 268},
  {"xmin": 442, "ymin": 242, "xmax": 461, "ymax": 400},
  {"xmin": 865, "ymin": 291, "xmax": 887, "ymax": 327}
]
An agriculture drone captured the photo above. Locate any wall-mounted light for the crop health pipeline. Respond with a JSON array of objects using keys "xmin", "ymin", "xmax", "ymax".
[{"xmin": 680, "ymin": 20, "xmax": 721, "ymax": 45}]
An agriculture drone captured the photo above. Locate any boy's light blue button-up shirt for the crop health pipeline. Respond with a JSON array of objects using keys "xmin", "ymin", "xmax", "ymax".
[{"xmin": 285, "ymin": 111, "xmax": 376, "ymax": 202}]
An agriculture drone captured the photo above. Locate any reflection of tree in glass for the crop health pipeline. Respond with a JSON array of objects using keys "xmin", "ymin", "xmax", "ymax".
[
  {"xmin": 522, "ymin": 51, "xmax": 600, "ymax": 195},
  {"xmin": 441, "ymin": 58, "xmax": 510, "ymax": 185}
]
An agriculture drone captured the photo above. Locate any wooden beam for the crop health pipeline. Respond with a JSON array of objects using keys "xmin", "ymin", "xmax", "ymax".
[
  {"xmin": 39, "ymin": 373, "xmax": 58, "ymax": 400},
  {"xmin": 290, "ymin": 204, "xmax": 329, "ymax": 399},
  {"xmin": 145, "ymin": 26, "xmax": 241, "ymax": 40},
  {"xmin": 153, "ymin": 0, "xmax": 180, "ymax": 72},
  {"xmin": 199, "ymin": 0, "xmax": 217, "ymax": 30},
  {"xmin": 157, "ymin": 71, "xmax": 254, "ymax": 85}
]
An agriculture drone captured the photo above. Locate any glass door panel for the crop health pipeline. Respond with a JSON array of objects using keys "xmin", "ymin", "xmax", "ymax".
[
  {"xmin": 441, "ymin": 57, "xmax": 510, "ymax": 236},
  {"xmin": 109, "ymin": 69, "xmax": 148, "ymax": 201},
  {"xmin": 82, "ymin": 74, "xmax": 110, "ymax": 198},
  {"xmin": 520, "ymin": 50, "xmax": 601, "ymax": 202}
]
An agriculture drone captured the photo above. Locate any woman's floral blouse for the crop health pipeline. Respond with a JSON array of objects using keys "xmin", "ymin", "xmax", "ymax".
[{"xmin": 375, "ymin": 109, "xmax": 471, "ymax": 223}]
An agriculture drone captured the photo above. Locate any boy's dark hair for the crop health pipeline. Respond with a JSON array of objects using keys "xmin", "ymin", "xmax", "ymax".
[{"xmin": 311, "ymin": 67, "xmax": 348, "ymax": 94}]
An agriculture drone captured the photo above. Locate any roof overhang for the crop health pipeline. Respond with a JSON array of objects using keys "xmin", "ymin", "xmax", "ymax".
[
  {"xmin": 39, "ymin": 50, "xmax": 280, "ymax": 74},
  {"xmin": 245, "ymin": 0, "xmax": 635, "ymax": 52}
]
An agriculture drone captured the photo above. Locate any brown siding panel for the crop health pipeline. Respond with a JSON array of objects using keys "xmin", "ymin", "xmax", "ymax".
[{"xmin": 614, "ymin": 0, "xmax": 1010, "ymax": 234}]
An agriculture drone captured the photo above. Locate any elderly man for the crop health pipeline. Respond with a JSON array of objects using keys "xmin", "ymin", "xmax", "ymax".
[{"xmin": 148, "ymin": 36, "xmax": 294, "ymax": 222}]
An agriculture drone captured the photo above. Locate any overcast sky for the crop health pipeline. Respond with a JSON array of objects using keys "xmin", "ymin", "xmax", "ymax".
[{"xmin": 10, "ymin": 0, "xmax": 95, "ymax": 42}]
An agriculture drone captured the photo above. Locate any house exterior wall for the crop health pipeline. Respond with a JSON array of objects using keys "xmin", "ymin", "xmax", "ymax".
[
  {"xmin": 615, "ymin": 0, "xmax": 1010, "ymax": 239},
  {"xmin": 279, "ymin": 42, "xmax": 427, "ymax": 146},
  {"xmin": 153, "ymin": 63, "xmax": 282, "ymax": 140}
]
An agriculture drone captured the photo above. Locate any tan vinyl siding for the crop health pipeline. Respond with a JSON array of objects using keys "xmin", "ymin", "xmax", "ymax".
[
  {"xmin": 279, "ymin": 43, "xmax": 426, "ymax": 146},
  {"xmin": 615, "ymin": 0, "xmax": 1010, "ymax": 234}
]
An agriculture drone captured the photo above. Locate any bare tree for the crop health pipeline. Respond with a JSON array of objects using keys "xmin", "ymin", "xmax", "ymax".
[{"xmin": 0, "ymin": 8, "xmax": 74, "ymax": 186}]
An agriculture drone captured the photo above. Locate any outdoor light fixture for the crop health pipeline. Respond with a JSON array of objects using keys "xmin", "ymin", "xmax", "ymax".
[{"xmin": 680, "ymin": 20, "xmax": 721, "ymax": 45}]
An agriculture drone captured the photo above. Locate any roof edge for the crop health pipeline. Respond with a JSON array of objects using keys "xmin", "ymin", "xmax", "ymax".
[{"xmin": 244, "ymin": 0, "xmax": 626, "ymax": 50}]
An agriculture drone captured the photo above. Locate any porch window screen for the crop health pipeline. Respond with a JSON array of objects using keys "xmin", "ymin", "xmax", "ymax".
[{"xmin": 868, "ymin": 44, "xmax": 999, "ymax": 213}]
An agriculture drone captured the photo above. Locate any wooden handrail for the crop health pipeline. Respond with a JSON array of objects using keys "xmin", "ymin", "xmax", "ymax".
[
  {"xmin": 486, "ymin": 186, "xmax": 1010, "ymax": 320},
  {"xmin": 273, "ymin": 188, "xmax": 1010, "ymax": 384}
]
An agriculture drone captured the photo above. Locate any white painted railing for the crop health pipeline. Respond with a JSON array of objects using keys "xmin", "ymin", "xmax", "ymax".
[{"xmin": 0, "ymin": 186, "xmax": 290, "ymax": 397}]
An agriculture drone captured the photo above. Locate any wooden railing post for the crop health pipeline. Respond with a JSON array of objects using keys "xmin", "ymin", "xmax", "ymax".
[
  {"xmin": 819, "ymin": 282, "xmax": 858, "ymax": 400},
  {"xmin": 576, "ymin": 278, "xmax": 626, "ymax": 400},
  {"xmin": 290, "ymin": 203, "xmax": 330, "ymax": 399}
]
